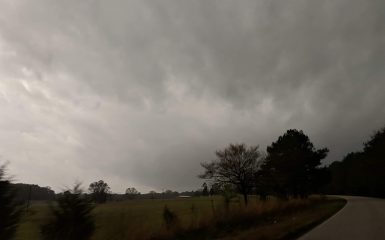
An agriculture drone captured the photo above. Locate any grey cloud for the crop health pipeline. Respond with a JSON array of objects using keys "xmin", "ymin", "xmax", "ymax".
[{"xmin": 0, "ymin": 0, "xmax": 385, "ymax": 192}]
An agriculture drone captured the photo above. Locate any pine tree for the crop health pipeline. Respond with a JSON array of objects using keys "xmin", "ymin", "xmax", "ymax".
[
  {"xmin": 262, "ymin": 129, "xmax": 329, "ymax": 198},
  {"xmin": 0, "ymin": 164, "xmax": 23, "ymax": 239},
  {"xmin": 41, "ymin": 184, "xmax": 95, "ymax": 240}
]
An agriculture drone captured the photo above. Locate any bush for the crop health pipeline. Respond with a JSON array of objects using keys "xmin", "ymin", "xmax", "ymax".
[
  {"xmin": 163, "ymin": 205, "xmax": 179, "ymax": 230},
  {"xmin": 0, "ymin": 165, "xmax": 23, "ymax": 239},
  {"xmin": 41, "ymin": 184, "xmax": 95, "ymax": 240}
]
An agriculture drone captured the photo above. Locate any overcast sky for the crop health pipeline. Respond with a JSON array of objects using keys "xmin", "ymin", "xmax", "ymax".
[{"xmin": 0, "ymin": 0, "xmax": 384, "ymax": 193}]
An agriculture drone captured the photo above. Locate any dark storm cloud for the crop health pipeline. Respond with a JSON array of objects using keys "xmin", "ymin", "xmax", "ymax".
[{"xmin": 0, "ymin": 0, "xmax": 384, "ymax": 192}]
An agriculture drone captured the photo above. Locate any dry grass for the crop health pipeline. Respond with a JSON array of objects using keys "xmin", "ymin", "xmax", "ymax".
[
  {"xmin": 153, "ymin": 196, "xmax": 345, "ymax": 240},
  {"xmin": 15, "ymin": 195, "xmax": 345, "ymax": 240},
  {"xmin": 217, "ymin": 197, "xmax": 346, "ymax": 240}
]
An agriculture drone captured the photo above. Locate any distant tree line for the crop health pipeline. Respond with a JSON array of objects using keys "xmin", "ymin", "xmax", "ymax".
[
  {"xmin": 110, "ymin": 189, "xmax": 207, "ymax": 201},
  {"xmin": 325, "ymin": 126, "xmax": 385, "ymax": 198}
]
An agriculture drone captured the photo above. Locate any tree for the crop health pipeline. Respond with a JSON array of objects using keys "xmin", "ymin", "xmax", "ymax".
[
  {"xmin": 41, "ymin": 184, "xmax": 95, "ymax": 240},
  {"xmin": 162, "ymin": 205, "xmax": 179, "ymax": 230},
  {"xmin": 209, "ymin": 182, "xmax": 221, "ymax": 196},
  {"xmin": 125, "ymin": 187, "xmax": 140, "ymax": 199},
  {"xmin": 200, "ymin": 143, "xmax": 261, "ymax": 205},
  {"xmin": 325, "ymin": 126, "xmax": 385, "ymax": 197},
  {"xmin": 0, "ymin": 164, "xmax": 23, "ymax": 239},
  {"xmin": 12, "ymin": 183, "xmax": 55, "ymax": 201},
  {"xmin": 262, "ymin": 129, "xmax": 329, "ymax": 199},
  {"xmin": 149, "ymin": 190, "xmax": 157, "ymax": 199},
  {"xmin": 364, "ymin": 127, "xmax": 385, "ymax": 155},
  {"xmin": 202, "ymin": 182, "xmax": 209, "ymax": 196},
  {"xmin": 220, "ymin": 184, "xmax": 237, "ymax": 211},
  {"xmin": 162, "ymin": 189, "xmax": 179, "ymax": 199},
  {"xmin": 88, "ymin": 180, "xmax": 110, "ymax": 203},
  {"xmin": 361, "ymin": 127, "xmax": 385, "ymax": 197}
]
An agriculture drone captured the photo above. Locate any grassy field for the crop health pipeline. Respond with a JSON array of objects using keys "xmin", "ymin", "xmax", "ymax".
[{"xmin": 15, "ymin": 195, "xmax": 345, "ymax": 240}]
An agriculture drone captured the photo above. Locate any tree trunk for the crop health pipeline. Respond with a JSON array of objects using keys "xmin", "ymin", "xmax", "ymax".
[{"xmin": 243, "ymin": 193, "xmax": 248, "ymax": 206}]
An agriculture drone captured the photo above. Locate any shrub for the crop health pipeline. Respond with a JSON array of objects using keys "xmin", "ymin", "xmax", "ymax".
[
  {"xmin": 163, "ymin": 205, "xmax": 179, "ymax": 230},
  {"xmin": 0, "ymin": 164, "xmax": 23, "ymax": 239},
  {"xmin": 41, "ymin": 184, "xmax": 95, "ymax": 240}
]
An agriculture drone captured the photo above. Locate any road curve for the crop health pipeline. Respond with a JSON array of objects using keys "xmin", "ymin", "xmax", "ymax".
[{"xmin": 300, "ymin": 196, "xmax": 385, "ymax": 240}]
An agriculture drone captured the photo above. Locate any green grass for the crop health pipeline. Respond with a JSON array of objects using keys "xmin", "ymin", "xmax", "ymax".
[
  {"xmin": 16, "ymin": 196, "xmax": 226, "ymax": 240},
  {"xmin": 14, "ymin": 196, "xmax": 346, "ymax": 240},
  {"xmin": 15, "ymin": 202, "xmax": 52, "ymax": 240}
]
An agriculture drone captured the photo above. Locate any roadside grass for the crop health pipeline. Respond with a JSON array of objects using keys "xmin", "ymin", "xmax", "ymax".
[
  {"xmin": 15, "ymin": 196, "xmax": 346, "ymax": 240},
  {"xmin": 216, "ymin": 197, "xmax": 346, "ymax": 240}
]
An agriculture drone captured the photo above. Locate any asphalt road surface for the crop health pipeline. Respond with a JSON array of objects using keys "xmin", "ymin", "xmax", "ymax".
[{"xmin": 300, "ymin": 196, "xmax": 385, "ymax": 240}]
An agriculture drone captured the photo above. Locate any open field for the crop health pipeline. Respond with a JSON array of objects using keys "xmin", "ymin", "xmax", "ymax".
[{"xmin": 15, "ymin": 195, "xmax": 346, "ymax": 240}]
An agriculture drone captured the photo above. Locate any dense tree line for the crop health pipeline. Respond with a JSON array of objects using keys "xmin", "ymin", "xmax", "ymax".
[
  {"xmin": 12, "ymin": 183, "xmax": 55, "ymax": 202},
  {"xmin": 325, "ymin": 126, "xmax": 385, "ymax": 198},
  {"xmin": 200, "ymin": 129, "xmax": 329, "ymax": 204}
]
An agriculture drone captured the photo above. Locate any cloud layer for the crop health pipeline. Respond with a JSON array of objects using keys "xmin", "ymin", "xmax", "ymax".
[{"xmin": 0, "ymin": 0, "xmax": 384, "ymax": 192}]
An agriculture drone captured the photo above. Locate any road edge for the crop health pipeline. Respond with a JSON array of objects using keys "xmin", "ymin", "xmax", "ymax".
[{"xmin": 295, "ymin": 196, "xmax": 348, "ymax": 240}]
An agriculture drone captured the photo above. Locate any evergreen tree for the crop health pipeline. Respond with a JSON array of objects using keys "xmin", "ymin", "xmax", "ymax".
[
  {"xmin": 262, "ymin": 129, "xmax": 328, "ymax": 198},
  {"xmin": 326, "ymin": 126, "xmax": 385, "ymax": 197},
  {"xmin": 41, "ymin": 184, "xmax": 95, "ymax": 240},
  {"xmin": 0, "ymin": 164, "xmax": 23, "ymax": 239}
]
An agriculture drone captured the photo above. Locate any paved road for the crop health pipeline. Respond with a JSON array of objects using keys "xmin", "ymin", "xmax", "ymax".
[{"xmin": 300, "ymin": 196, "xmax": 385, "ymax": 240}]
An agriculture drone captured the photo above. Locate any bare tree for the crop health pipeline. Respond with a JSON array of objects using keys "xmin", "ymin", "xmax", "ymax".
[{"xmin": 199, "ymin": 143, "xmax": 261, "ymax": 205}]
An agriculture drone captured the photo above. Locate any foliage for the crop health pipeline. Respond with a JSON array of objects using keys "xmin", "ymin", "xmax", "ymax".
[
  {"xmin": 89, "ymin": 180, "xmax": 110, "ymax": 203},
  {"xmin": 125, "ymin": 187, "xmax": 141, "ymax": 199},
  {"xmin": 326, "ymin": 126, "xmax": 385, "ymax": 197},
  {"xmin": 200, "ymin": 143, "xmax": 261, "ymax": 205},
  {"xmin": 261, "ymin": 129, "xmax": 329, "ymax": 199},
  {"xmin": 12, "ymin": 183, "xmax": 55, "ymax": 201},
  {"xmin": 41, "ymin": 184, "xmax": 95, "ymax": 240},
  {"xmin": 202, "ymin": 182, "xmax": 209, "ymax": 196},
  {"xmin": 162, "ymin": 189, "xmax": 179, "ymax": 198},
  {"xmin": 162, "ymin": 205, "xmax": 179, "ymax": 230},
  {"xmin": 220, "ymin": 184, "xmax": 237, "ymax": 211},
  {"xmin": 149, "ymin": 190, "xmax": 157, "ymax": 199},
  {"xmin": 0, "ymin": 164, "xmax": 23, "ymax": 239},
  {"xmin": 209, "ymin": 183, "xmax": 221, "ymax": 196}
]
